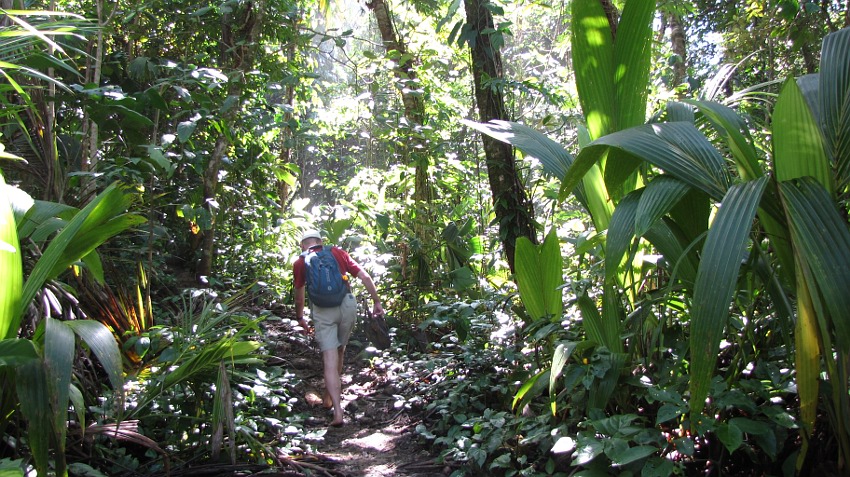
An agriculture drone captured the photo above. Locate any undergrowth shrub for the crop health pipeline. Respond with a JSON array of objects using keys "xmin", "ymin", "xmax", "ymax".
[
  {"xmin": 79, "ymin": 294, "xmax": 317, "ymax": 475},
  {"xmin": 407, "ymin": 294, "xmax": 801, "ymax": 476}
]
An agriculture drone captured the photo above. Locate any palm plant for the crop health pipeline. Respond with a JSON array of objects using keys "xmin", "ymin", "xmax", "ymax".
[
  {"xmin": 0, "ymin": 9, "xmax": 94, "ymax": 200},
  {"xmin": 0, "ymin": 9, "xmax": 148, "ymax": 477},
  {"xmin": 475, "ymin": 21, "xmax": 850, "ymax": 473},
  {"xmin": 1, "ymin": 176, "xmax": 145, "ymax": 476},
  {"xmin": 466, "ymin": 0, "xmax": 657, "ymax": 412}
]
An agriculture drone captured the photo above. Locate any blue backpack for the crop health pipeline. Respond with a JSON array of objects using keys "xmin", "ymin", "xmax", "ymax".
[{"xmin": 302, "ymin": 246, "xmax": 349, "ymax": 307}]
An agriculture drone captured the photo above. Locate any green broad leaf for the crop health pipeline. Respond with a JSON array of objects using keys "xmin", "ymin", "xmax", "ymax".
[
  {"xmin": 80, "ymin": 251, "xmax": 105, "ymax": 284},
  {"xmin": 668, "ymin": 187, "xmax": 711, "ymax": 247},
  {"xmin": 0, "ymin": 457, "xmax": 26, "ymax": 477},
  {"xmin": 580, "ymin": 161, "xmax": 615, "ymax": 231},
  {"xmin": 16, "ymin": 359, "xmax": 51, "ymax": 476},
  {"xmin": 643, "ymin": 221, "xmax": 699, "ymax": 286},
  {"xmin": 577, "ymin": 293, "xmax": 605, "ymax": 349},
  {"xmin": 549, "ymin": 342, "xmax": 577, "ymax": 415},
  {"xmin": 781, "ymin": 178, "xmax": 850, "ymax": 353},
  {"xmin": 728, "ymin": 417, "xmax": 771, "ymax": 435},
  {"xmin": 642, "ymin": 457, "xmax": 675, "ymax": 477},
  {"xmin": 655, "ymin": 403, "xmax": 685, "ymax": 425},
  {"xmin": 20, "ymin": 184, "xmax": 144, "ymax": 319},
  {"xmin": 144, "ymin": 146, "xmax": 173, "ymax": 173},
  {"xmin": 605, "ymin": 190, "xmax": 640, "ymax": 283},
  {"xmin": 689, "ymin": 177, "xmax": 768, "ymax": 418},
  {"xmin": 0, "ymin": 172, "xmax": 22, "ymax": 341},
  {"xmin": 517, "ymin": 271, "xmax": 555, "ymax": 321},
  {"xmin": 449, "ymin": 266, "xmax": 476, "ymax": 291},
  {"xmin": 538, "ymin": 230, "xmax": 564, "ymax": 318},
  {"xmin": 18, "ymin": 200, "xmax": 73, "ymax": 239},
  {"xmin": 571, "ymin": 0, "xmax": 615, "ymax": 140},
  {"xmin": 686, "ymin": 100, "xmax": 763, "ymax": 181},
  {"xmin": 0, "ymin": 339, "xmax": 37, "ymax": 367},
  {"xmin": 818, "ymin": 28, "xmax": 850, "ymax": 187},
  {"xmin": 589, "ymin": 351, "xmax": 625, "ymax": 408},
  {"xmin": 592, "ymin": 413, "xmax": 639, "ymax": 436},
  {"xmin": 609, "ymin": 445, "xmax": 657, "ymax": 466},
  {"xmin": 512, "ymin": 368, "xmax": 547, "ymax": 411},
  {"xmin": 561, "ymin": 123, "xmax": 731, "ymax": 203},
  {"xmin": 460, "ymin": 119, "xmax": 574, "ymax": 180},
  {"xmin": 664, "ymin": 101, "xmax": 696, "ymax": 123},
  {"xmin": 68, "ymin": 384, "xmax": 85, "ymax": 438},
  {"xmin": 773, "ymin": 78, "xmax": 832, "ymax": 192},
  {"xmin": 673, "ymin": 437, "xmax": 695, "ymax": 456},
  {"xmin": 716, "ymin": 422, "xmax": 744, "ymax": 454},
  {"xmin": 65, "ymin": 320, "xmax": 123, "ymax": 392},
  {"xmin": 44, "ymin": 317, "xmax": 74, "ymax": 455},
  {"xmin": 109, "ymin": 104, "xmax": 153, "ymax": 127},
  {"xmin": 635, "ymin": 176, "xmax": 690, "ymax": 238},
  {"xmin": 177, "ymin": 120, "xmax": 197, "ymax": 143},
  {"xmin": 613, "ymin": 0, "xmax": 655, "ymax": 130},
  {"xmin": 794, "ymin": 273, "xmax": 820, "ymax": 436},
  {"xmin": 55, "ymin": 213, "xmax": 146, "ymax": 278},
  {"xmin": 514, "ymin": 229, "xmax": 563, "ymax": 321},
  {"xmin": 572, "ymin": 438, "xmax": 605, "ymax": 466},
  {"xmin": 145, "ymin": 87, "xmax": 168, "ymax": 111}
]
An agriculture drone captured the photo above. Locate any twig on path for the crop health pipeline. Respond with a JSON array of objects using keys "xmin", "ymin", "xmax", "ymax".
[
  {"xmin": 278, "ymin": 454, "xmax": 349, "ymax": 477},
  {"xmin": 397, "ymin": 457, "xmax": 454, "ymax": 473}
]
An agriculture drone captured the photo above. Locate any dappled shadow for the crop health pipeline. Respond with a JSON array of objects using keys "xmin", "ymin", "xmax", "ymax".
[{"xmin": 265, "ymin": 316, "xmax": 446, "ymax": 477}]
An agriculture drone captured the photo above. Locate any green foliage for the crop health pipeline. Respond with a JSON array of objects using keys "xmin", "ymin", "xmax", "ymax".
[{"xmin": 514, "ymin": 229, "xmax": 563, "ymax": 322}]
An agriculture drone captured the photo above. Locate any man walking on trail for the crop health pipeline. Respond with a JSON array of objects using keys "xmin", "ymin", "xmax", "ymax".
[{"xmin": 293, "ymin": 229, "xmax": 384, "ymax": 427}]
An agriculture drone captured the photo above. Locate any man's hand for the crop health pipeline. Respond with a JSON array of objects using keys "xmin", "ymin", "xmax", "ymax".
[
  {"xmin": 297, "ymin": 318, "xmax": 311, "ymax": 336},
  {"xmin": 372, "ymin": 303, "xmax": 385, "ymax": 318}
]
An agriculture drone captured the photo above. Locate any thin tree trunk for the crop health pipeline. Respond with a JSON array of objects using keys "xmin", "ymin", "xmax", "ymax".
[
  {"xmin": 463, "ymin": 0, "xmax": 537, "ymax": 272},
  {"xmin": 198, "ymin": 0, "xmax": 263, "ymax": 281},
  {"xmin": 366, "ymin": 0, "xmax": 429, "ymax": 204},
  {"xmin": 668, "ymin": 10, "xmax": 687, "ymax": 94},
  {"xmin": 367, "ymin": 0, "xmax": 435, "ymax": 286},
  {"xmin": 600, "ymin": 0, "xmax": 619, "ymax": 38}
]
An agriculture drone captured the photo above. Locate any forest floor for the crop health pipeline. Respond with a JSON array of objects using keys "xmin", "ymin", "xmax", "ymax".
[{"xmin": 265, "ymin": 317, "xmax": 448, "ymax": 477}]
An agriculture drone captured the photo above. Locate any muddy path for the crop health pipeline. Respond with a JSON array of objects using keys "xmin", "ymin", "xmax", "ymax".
[{"xmin": 267, "ymin": 318, "xmax": 447, "ymax": 477}]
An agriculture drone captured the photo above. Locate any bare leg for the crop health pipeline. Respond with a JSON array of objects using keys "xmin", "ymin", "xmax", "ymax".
[
  {"xmin": 323, "ymin": 346, "xmax": 346, "ymax": 408},
  {"xmin": 323, "ymin": 347, "xmax": 344, "ymax": 426}
]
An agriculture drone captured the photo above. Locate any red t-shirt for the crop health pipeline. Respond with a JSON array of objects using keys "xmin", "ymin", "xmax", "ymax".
[{"xmin": 293, "ymin": 246, "xmax": 362, "ymax": 289}]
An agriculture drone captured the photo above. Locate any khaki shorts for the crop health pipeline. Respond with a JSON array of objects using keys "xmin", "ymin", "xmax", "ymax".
[{"xmin": 311, "ymin": 293, "xmax": 357, "ymax": 351}]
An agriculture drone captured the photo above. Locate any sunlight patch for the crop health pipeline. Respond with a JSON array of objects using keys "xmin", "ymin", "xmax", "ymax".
[{"xmin": 342, "ymin": 431, "xmax": 398, "ymax": 452}]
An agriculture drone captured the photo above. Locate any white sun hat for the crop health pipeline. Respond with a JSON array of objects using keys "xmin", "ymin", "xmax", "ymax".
[{"xmin": 300, "ymin": 229, "xmax": 323, "ymax": 243}]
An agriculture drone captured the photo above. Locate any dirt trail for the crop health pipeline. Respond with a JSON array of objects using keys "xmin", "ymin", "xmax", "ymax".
[{"xmin": 269, "ymin": 319, "xmax": 446, "ymax": 477}]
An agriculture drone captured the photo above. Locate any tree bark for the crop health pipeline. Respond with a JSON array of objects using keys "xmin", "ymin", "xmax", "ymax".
[
  {"xmin": 366, "ymin": 0, "xmax": 430, "ymax": 205},
  {"xmin": 600, "ymin": 0, "xmax": 619, "ymax": 38},
  {"xmin": 668, "ymin": 10, "xmax": 687, "ymax": 94},
  {"xmin": 463, "ymin": 0, "xmax": 537, "ymax": 272},
  {"xmin": 197, "ymin": 0, "xmax": 263, "ymax": 281},
  {"xmin": 367, "ymin": 0, "xmax": 436, "ymax": 286}
]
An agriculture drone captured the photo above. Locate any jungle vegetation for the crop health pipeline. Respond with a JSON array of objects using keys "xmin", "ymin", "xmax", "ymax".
[{"xmin": 1, "ymin": 0, "xmax": 850, "ymax": 475}]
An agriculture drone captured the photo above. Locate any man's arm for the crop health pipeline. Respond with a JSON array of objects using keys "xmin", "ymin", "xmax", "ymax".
[
  {"xmin": 294, "ymin": 286, "xmax": 309, "ymax": 335},
  {"xmin": 356, "ymin": 269, "xmax": 385, "ymax": 317}
]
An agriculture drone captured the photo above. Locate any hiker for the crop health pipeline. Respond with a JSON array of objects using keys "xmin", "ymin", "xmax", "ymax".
[{"xmin": 293, "ymin": 229, "xmax": 384, "ymax": 427}]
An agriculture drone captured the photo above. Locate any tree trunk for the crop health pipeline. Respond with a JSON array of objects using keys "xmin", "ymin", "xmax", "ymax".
[
  {"xmin": 367, "ymin": 0, "xmax": 436, "ymax": 286},
  {"xmin": 463, "ymin": 0, "xmax": 537, "ymax": 272},
  {"xmin": 601, "ymin": 0, "xmax": 619, "ymax": 38},
  {"xmin": 366, "ymin": 0, "xmax": 430, "ymax": 204},
  {"xmin": 668, "ymin": 10, "xmax": 687, "ymax": 94},
  {"xmin": 197, "ymin": 0, "xmax": 263, "ymax": 281}
]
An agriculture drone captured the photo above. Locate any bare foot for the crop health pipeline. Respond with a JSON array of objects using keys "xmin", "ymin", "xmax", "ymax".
[{"xmin": 330, "ymin": 419, "xmax": 344, "ymax": 428}]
